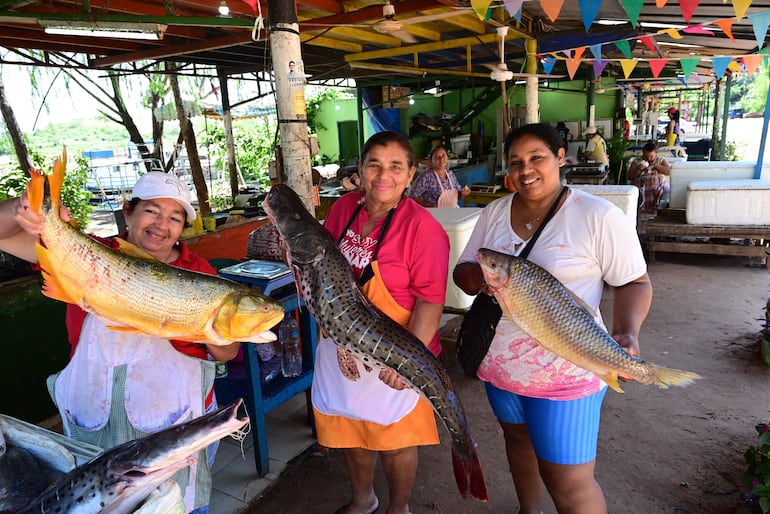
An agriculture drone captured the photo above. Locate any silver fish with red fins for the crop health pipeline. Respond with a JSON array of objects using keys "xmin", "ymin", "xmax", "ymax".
[
  {"xmin": 263, "ymin": 184, "xmax": 488, "ymax": 502},
  {"xmin": 477, "ymin": 247, "xmax": 702, "ymax": 393}
]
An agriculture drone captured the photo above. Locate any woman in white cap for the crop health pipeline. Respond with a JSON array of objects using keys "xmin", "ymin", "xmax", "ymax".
[
  {"xmin": 0, "ymin": 171, "xmax": 237, "ymax": 514},
  {"xmin": 581, "ymin": 126, "xmax": 609, "ymax": 168}
]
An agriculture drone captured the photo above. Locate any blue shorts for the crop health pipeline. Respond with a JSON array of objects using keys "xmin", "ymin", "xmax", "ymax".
[{"xmin": 484, "ymin": 383, "xmax": 607, "ymax": 465}]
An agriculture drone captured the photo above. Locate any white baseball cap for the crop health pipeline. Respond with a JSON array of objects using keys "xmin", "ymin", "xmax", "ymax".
[
  {"xmin": 131, "ymin": 172, "xmax": 197, "ymax": 220},
  {"xmin": 583, "ymin": 125, "xmax": 598, "ymax": 135}
]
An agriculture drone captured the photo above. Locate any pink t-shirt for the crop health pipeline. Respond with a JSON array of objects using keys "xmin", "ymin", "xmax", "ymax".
[{"xmin": 324, "ymin": 192, "xmax": 449, "ymax": 355}]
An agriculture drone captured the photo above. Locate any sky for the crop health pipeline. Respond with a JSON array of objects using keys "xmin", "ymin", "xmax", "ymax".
[{"xmin": 2, "ymin": 63, "xmax": 145, "ymax": 133}]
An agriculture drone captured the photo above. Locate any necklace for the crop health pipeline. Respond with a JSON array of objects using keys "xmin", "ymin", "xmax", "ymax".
[{"xmin": 516, "ymin": 195, "xmax": 551, "ymax": 231}]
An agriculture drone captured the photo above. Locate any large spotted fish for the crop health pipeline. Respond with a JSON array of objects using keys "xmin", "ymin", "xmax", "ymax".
[{"xmin": 263, "ymin": 184, "xmax": 487, "ymax": 502}]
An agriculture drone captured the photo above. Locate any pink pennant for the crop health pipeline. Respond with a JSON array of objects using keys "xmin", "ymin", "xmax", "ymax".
[
  {"xmin": 540, "ymin": 0, "xmax": 565, "ymax": 23},
  {"xmin": 742, "ymin": 54, "xmax": 767, "ymax": 76},
  {"xmin": 649, "ymin": 58, "xmax": 669, "ymax": 78},
  {"xmin": 714, "ymin": 18, "xmax": 737, "ymax": 43},
  {"xmin": 678, "ymin": 0, "xmax": 701, "ymax": 24},
  {"xmin": 683, "ymin": 24, "xmax": 714, "ymax": 35},
  {"xmin": 639, "ymin": 35, "xmax": 657, "ymax": 53}
]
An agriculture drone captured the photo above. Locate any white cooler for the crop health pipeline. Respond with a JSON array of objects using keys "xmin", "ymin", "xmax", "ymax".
[
  {"xmin": 428, "ymin": 208, "xmax": 483, "ymax": 310},
  {"xmin": 686, "ymin": 179, "xmax": 770, "ymax": 225},
  {"xmin": 571, "ymin": 185, "xmax": 639, "ymax": 225}
]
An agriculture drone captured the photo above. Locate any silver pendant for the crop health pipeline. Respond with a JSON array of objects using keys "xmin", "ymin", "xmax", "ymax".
[{"xmin": 525, "ymin": 221, "xmax": 533, "ymax": 231}]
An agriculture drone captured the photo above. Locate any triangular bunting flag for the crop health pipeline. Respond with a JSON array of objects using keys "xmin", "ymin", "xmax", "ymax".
[
  {"xmin": 732, "ymin": 0, "xmax": 752, "ymax": 21},
  {"xmin": 573, "ymin": 46, "xmax": 587, "ymax": 60},
  {"xmin": 540, "ymin": 0, "xmax": 564, "ymax": 22},
  {"xmin": 592, "ymin": 60, "xmax": 609, "ymax": 77},
  {"xmin": 683, "ymin": 24, "xmax": 714, "ymax": 35},
  {"xmin": 748, "ymin": 11, "xmax": 770, "ymax": 50},
  {"xmin": 541, "ymin": 56, "xmax": 557, "ymax": 75},
  {"xmin": 615, "ymin": 40, "xmax": 633, "ymax": 59},
  {"xmin": 656, "ymin": 0, "xmax": 668, "ymax": 5},
  {"xmin": 502, "ymin": 0, "xmax": 524, "ymax": 21},
  {"xmin": 621, "ymin": 0, "xmax": 645, "ymax": 26},
  {"xmin": 728, "ymin": 61, "xmax": 743, "ymax": 74},
  {"xmin": 680, "ymin": 57, "xmax": 700, "ymax": 78},
  {"xmin": 649, "ymin": 59, "xmax": 669, "ymax": 78},
  {"xmin": 742, "ymin": 54, "xmax": 766, "ymax": 76},
  {"xmin": 578, "ymin": 0, "xmax": 603, "ymax": 31},
  {"xmin": 658, "ymin": 27, "xmax": 683, "ymax": 39},
  {"xmin": 565, "ymin": 58, "xmax": 582, "ymax": 79},
  {"xmin": 710, "ymin": 56, "xmax": 733, "ymax": 78},
  {"xmin": 470, "ymin": 0, "xmax": 493, "ymax": 20},
  {"xmin": 639, "ymin": 36, "xmax": 657, "ymax": 53},
  {"xmin": 678, "ymin": 0, "xmax": 701, "ymax": 24},
  {"xmin": 620, "ymin": 59, "xmax": 638, "ymax": 79},
  {"xmin": 589, "ymin": 43, "xmax": 603, "ymax": 62},
  {"xmin": 714, "ymin": 18, "xmax": 736, "ymax": 43}
]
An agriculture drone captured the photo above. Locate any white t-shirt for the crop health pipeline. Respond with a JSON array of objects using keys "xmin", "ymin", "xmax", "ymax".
[{"xmin": 457, "ymin": 189, "xmax": 647, "ymax": 399}]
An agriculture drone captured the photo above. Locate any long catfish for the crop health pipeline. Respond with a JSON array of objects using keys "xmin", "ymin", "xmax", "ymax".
[{"xmin": 263, "ymin": 184, "xmax": 487, "ymax": 502}]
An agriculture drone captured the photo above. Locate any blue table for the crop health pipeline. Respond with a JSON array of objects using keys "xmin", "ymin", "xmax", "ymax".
[{"xmin": 218, "ymin": 263, "xmax": 318, "ymax": 475}]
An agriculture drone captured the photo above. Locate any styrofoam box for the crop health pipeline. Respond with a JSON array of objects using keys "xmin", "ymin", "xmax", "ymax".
[
  {"xmin": 428, "ymin": 208, "xmax": 483, "ymax": 310},
  {"xmin": 686, "ymin": 179, "xmax": 770, "ymax": 225},
  {"xmin": 1, "ymin": 414, "xmax": 103, "ymax": 467},
  {"xmin": 570, "ymin": 185, "xmax": 639, "ymax": 225}
]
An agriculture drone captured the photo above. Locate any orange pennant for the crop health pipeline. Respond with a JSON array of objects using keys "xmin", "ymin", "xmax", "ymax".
[
  {"xmin": 565, "ymin": 58, "xmax": 581, "ymax": 79},
  {"xmin": 656, "ymin": 0, "xmax": 668, "ymax": 5},
  {"xmin": 573, "ymin": 46, "xmax": 586, "ymax": 60},
  {"xmin": 620, "ymin": 59, "xmax": 638, "ymax": 79},
  {"xmin": 540, "ymin": 0, "xmax": 564, "ymax": 22},
  {"xmin": 713, "ymin": 18, "xmax": 736, "ymax": 43},
  {"xmin": 742, "ymin": 54, "xmax": 767, "ymax": 76}
]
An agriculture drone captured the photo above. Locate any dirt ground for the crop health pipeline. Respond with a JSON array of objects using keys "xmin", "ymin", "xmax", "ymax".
[{"xmin": 244, "ymin": 253, "xmax": 770, "ymax": 514}]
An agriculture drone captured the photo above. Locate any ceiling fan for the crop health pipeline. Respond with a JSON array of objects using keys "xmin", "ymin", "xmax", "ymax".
[{"xmin": 303, "ymin": 2, "xmax": 469, "ymax": 45}]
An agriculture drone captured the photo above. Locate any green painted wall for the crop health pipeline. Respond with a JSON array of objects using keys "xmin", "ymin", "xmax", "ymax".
[{"xmin": 312, "ymin": 79, "xmax": 621, "ymax": 163}]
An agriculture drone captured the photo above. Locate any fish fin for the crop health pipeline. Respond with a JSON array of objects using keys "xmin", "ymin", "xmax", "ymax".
[
  {"xmin": 35, "ymin": 243, "xmax": 78, "ymax": 304},
  {"xmin": 337, "ymin": 347, "xmax": 361, "ymax": 381},
  {"xmin": 601, "ymin": 373, "xmax": 626, "ymax": 393},
  {"xmin": 49, "ymin": 148, "xmax": 66, "ymax": 212},
  {"xmin": 564, "ymin": 285, "xmax": 598, "ymax": 317},
  {"xmin": 451, "ymin": 446, "xmax": 488, "ymax": 502},
  {"xmin": 105, "ymin": 325, "xmax": 145, "ymax": 333},
  {"xmin": 27, "ymin": 168, "xmax": 45, "ymax": 215},
  {"xmin": 115, "ymin": 238, "xmax": 160, "ymax": 261},
  {"xmin": 653, "ymin": 366, "xmax": 703, "ymax": 389}
]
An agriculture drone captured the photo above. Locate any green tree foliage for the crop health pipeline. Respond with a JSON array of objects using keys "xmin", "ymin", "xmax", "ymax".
[
  {"xmin": 730, "ymin": 60, "xmax": 769, "ymax": 113},
  {"xmin": 305, "ymin": 87, "xmax": 341, "ymax": 135}
]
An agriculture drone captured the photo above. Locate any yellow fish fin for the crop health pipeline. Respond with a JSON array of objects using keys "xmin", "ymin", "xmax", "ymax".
[
  {"xmin": 600, "ymin": 372, "xmax": 625, "ymax": 393},
  {"xmin": 105, "ymin": 326, "xmax": 144, "ymax": 333},
  {"xmin": 49, "ymin": 149, "xmax": 66, "ymax": 212},
  {"xmin": 27, "ymin": 168, "xmax": 46, "ymax": 215},
  {"xmin": 35, "ymin": 242, "xmax": 78, "ymax": 304},
  {"xmin": 653, "ymin": 366, "xmax": 703, "ymax": 389},
  {"xmin": 114, "ymin": 238, "xmax": 160, "ymax": 261}
]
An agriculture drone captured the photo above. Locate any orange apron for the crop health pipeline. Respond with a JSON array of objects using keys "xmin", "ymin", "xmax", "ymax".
[{"xmin": 311, "ymin": 203, "xmax": 439, "ymax": 450}]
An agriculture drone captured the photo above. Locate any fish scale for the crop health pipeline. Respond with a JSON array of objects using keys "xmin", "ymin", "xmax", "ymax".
[
  {"xmin": 477, "ymin": 247, "xmax": 702, "ymax": 392},
  {"xmin": 264, "ymin": 184, "xmax": 487, "ymax": 502}
]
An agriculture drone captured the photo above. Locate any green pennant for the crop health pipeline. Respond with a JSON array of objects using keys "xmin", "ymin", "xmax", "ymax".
[
  {"xmin": 621, "ymin": 0, "xmax": 644, "ymax": 26},
  {"xmin": 679, "ymin": 57, "xmax": 700, "ymax": 79},
  {"xmin": 615, "ymin": 40, "xmax": 633, "ymax": 59}
]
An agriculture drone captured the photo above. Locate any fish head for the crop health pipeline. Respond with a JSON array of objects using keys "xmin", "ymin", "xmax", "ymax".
[
  {"xmin": 476, "ymin": 248, "xmax": 515, "ymax": 292},
  {"xmin": 263, "ymin": 184, "xmax": 328, "ymax": 265},
  {"xmin": 212, "ymin": 292, "xmax": 285, "ymax": 343}
]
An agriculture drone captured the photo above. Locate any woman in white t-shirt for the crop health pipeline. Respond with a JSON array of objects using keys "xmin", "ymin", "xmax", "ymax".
[{"xmin": 453, "ymin": 123, "xmax": 652, "ymax": 514}]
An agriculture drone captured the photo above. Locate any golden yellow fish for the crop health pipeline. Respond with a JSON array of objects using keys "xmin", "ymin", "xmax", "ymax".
[
  {"xmin": 477, "ymin": 247, "xmax": 702, "ymax": 393},
  {"xmin": 27, "ymin": 148, "xmax": 284, "ymax": 345}
]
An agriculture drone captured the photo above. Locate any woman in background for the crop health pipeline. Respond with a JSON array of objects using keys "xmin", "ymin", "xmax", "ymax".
[{"xmin": 409, "ymin": 145, "xmax": 470, "ymax": 207}]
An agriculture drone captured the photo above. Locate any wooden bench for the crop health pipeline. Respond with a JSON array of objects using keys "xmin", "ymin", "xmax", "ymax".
[{"xmin": 643, "ymin": 210, "xmax": 770, "ymax": 268}]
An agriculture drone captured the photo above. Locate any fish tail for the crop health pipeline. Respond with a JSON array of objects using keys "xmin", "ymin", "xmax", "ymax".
[
  {"xmin": 653, "ymin": 366, "xmax": 703, "ymax": 389},
  {"xmin": 49, "ymin": 147, "xmax": 67, "ymax": 212},
  {"xmin": 27, "ymin": 168, "xmax": 45, "ymax": 214},
  {"xmin": 451, "ymin": 444, "xmax": 488, "ymax": 502}
]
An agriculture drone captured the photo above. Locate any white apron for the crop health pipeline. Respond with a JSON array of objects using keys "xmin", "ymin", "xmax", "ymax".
[
  {"xmin": 434, "ymin": 171, "xmax": 459, "ymax": 208},
  {"xmin": 47, "ymin": 315, "xmax": 216, "ymax": 513}
]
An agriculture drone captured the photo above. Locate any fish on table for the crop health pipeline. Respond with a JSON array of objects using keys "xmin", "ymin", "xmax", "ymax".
[
  {"xmin": 26, "ymin": 148, "xmax": 284, "ymax": 345},
  {"xmin": 263, "ymin": 184, "xmax": 488, "ymax": 502},
  {"xmin": 476, "ymin": 247, "xmax": 702, "ymax": 393},
  {"xmin": 18, "ymin": 399, "xmax": 249, "ymax": 514}
]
